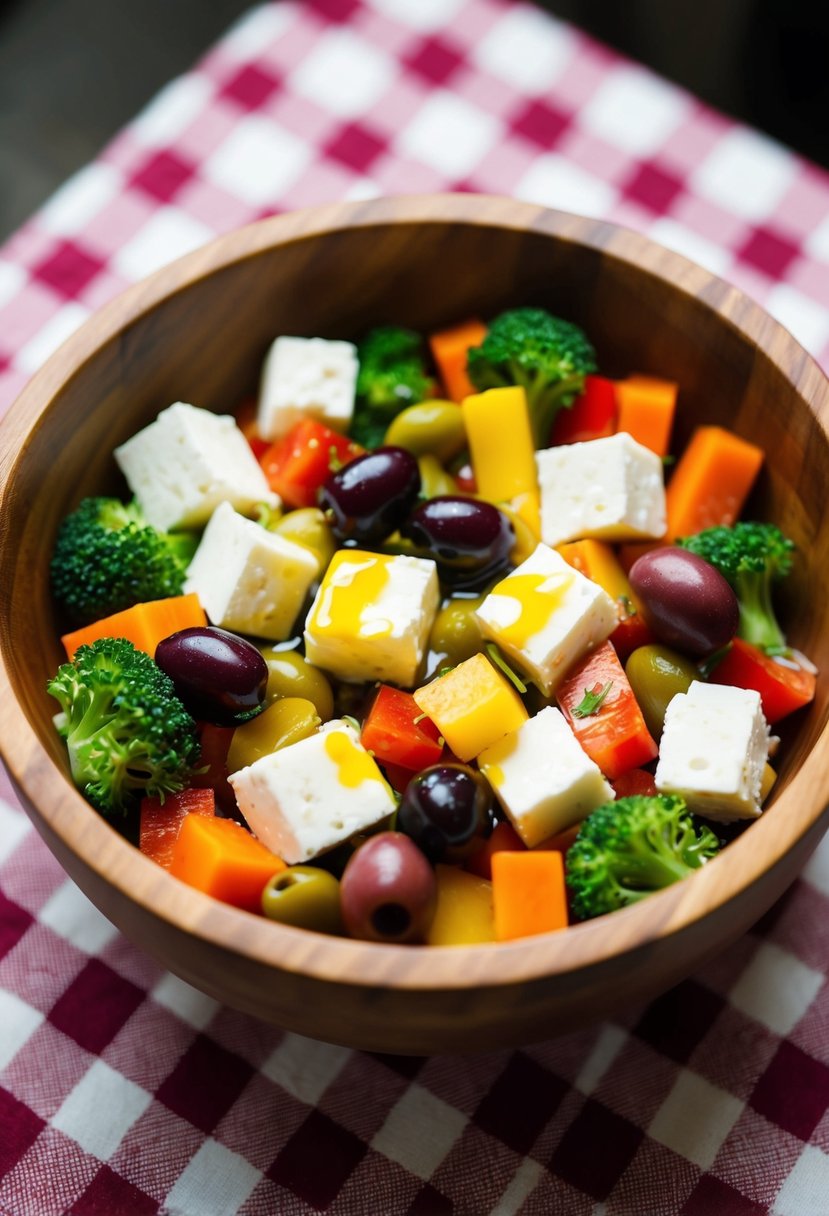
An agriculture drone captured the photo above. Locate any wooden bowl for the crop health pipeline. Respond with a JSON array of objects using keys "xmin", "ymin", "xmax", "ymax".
[{"xmin": 1, "ymin": 195, "xmax": 828, "ymax": 1055}]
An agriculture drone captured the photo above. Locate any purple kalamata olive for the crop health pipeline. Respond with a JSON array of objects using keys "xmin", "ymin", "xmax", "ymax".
[
  {"xmin": 155, "ymin": 626, "xmax": 268, "ymax": 725},
  {"xmin": 629, "ymin": 547, "xmax": 740, "ymax": 657},
  {"xmin": 401, "ymin": 496, "xmax": 514, "ymax": 589},
  {"xmin": 340, "ymin": 831, "xmax": 436, "ymax": 943},
  {"xmin": 397, "ymin": 764, "xmax": 495, "ymax": 863},
  {"xmin": 320, "ymin": 447, "xmax": 421, "ymax": 543}
]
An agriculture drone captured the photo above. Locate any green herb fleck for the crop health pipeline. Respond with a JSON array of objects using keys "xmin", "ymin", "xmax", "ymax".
[
  {"xmin": 485, "ymin": 642, "xmax": 527, "ymax": 694},
  {"xmin": 572, "ymin": 681, "xmax": 613, "ymax": 718}
]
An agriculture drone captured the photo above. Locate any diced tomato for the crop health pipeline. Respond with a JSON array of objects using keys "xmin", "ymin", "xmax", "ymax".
[
  {"xmin": 139, "ymin": 788, "xmax": 215, "ymax": 869},
  {"xmin": 259, "ymin": 419, "xmax": 364, "ymax": 509},
  {"xmin": 611, "ymin": 768, "xmax": 658, "ymax": 799},
  {"xmin": 453, "ymin": 461, "xmax": 477, "ymax": 493},
  {"xmin": 535, "ymin": 823, "xmax": 582, "ymax": 854},
  {"xmin": 361, "ymin": 685, "xmax": 444, "ymax": 772},
  {"xmin": 465, "ymin": 820, "xmax": 525, "ymax": 880},
  {"xmin": 549, "ymin": 375, "xmax": 617, "ymax": 445},
  {"xmin": 709, "ymin": 638, "xmax": 816, "ymax": 724},
  {"xmin": 235, "ymin": 396, "xmax": 270, "ymax": 461},
  {"xmin": 191, "ymin": 722, "xmax": 237, "ymax": 813}
]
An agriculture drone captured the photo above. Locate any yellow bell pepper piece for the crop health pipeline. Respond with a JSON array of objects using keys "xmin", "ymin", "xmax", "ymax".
[
  {"xmin": 413, "ymin": 653, "xmax": 528, "ymax": 762},
  {"xmin": 426, "ymin": 866, "xmax": 495, "ymax": 945},
  {"xmin": 461, "ymin": 386, "xmax": 541, "ymax": 538},
  {"xmin": 761, "ymin": 762, "xmax": 776, "ymax": 803}
]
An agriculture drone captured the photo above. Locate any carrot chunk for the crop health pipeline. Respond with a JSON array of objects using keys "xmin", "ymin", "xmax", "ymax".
[
  {"xmin": 61, "ymin": 593, "xmax": 207, "ymax": 661},
  {"xmin": 429, "ymin": 318, "xmax": 488, "ymax": 403},
  {"xmin": 169, "ymin": 814, "xmax": 286, "ymax": 913},
  {"xmin": 615, "ymin": 375, "xmax": 678, "ymax": 456},
  {"xmin": 139, "ymin": 788, "xmax": 215, "ymax": 870},
  {"xmin": 665, "ymin": 425, "xmax": 764, "ymax": 539},
  {"xmin": 492, "ymin": 850, "xmax": 568, "ymax": 940}
]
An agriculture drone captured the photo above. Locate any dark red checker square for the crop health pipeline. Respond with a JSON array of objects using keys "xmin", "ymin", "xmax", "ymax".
[
  {"xmin": 369, "ymin": 1052, "xmax": 426, "ymax": 1079},
  {"xmin": 156, "ymin": 1034, "xmax": 254, "ymax": 1134},
  {"xmin": 68, "ymin": 1165, "xmax": 159, "ymax": 1216},
  {"xmin": 549, "ymin": 1098, "xmax": 643, "ymax": 1200},
  {"xmin": 623, "ymin": 160, "xmax": 684, "ymax": 214},
  {"xmin": 404, "ymin": 36, "xmax": 465, "ymax": 86},
  {"xmin": 269, "ymin": 1110, "xmax": 366, "ymax": 1211},
  {"xmin": 221, "ymin": 64, "xmax": 280, "ymax": 111},
  {"xmin": 737, "ymin": 225, "xmax": 801, "ymax": 279},
  {"xmin": 0, "ymin": 1085, "xmax": 44, "ymax": 1178},
  {"xmin": 306, "ymin": 0, "xmax": 362, "ymax": 21},
  {"xmin": 680, "ymin": 1174, "xmax": 765, "ymax": 1215},
  {"xmin": 633, "ymin": 979, "xmax": 725, "ymax": 1063},
  {"xmin": 32, "ymin": 241, "xmax": 103, "ymax": 300},
  {"xmin": 749, "ymin": 1040, "xmax": 829, "ymax": 1140},
  {"xmin": 406, "ymin": 1182, "xmax": 452, "ymax": 1215},
  {"xmin": 130, "ymin": 150, "xmax": 195, "ymax": 204},
  {"xmin": 473, "ymin": 1052, "xmax": 567, "ymax": 1154},
  {"xmin": 0, "ymin": 890, "xmax": 34, "ymax": 961},
  {"xmin": 48, "ymin": 958, "xmax": 144, "ymax": 1053},
  {"xmin": 325, "ymin": 123, "xmax": 386, "ymax": 174},
  {"xmin": 511, "ymin": 98, "xmax": 570, "ymax": 150}
]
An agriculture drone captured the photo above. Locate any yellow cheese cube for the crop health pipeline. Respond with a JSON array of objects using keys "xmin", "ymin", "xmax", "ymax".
[
  {"xmin": 426, "ymin": 866, "xmax": 495, "ymax": 945},
  {"xmin": 461, "ymin": 386, "xmax": 541, "ymax": 536},
  {"xmin": 413, "ymin": 652, "xmax": 528, "ymax": 762}
]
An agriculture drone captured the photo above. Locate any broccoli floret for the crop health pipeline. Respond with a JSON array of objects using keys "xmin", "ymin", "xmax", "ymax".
[
  {"xmin": 350, "ymin": 326, "xmax": 434, "ymax": 448},
  {"xmin": 566, "ymin": 794, "xmax": 720, "ymax": 921},
  {"xmin": 50, "ymin": 497, "xmax": 198, "ymax": 626},
  {"xmin": 466, "ymin": 307, "xmax": 597, "ymax": 447},
  {"xmin": 47, "ymin": 637, "xmax": 201, "ymax": 815},
  {"xmin": 678, "ymin": 522, "xmax": 795, "ymax": 652}
]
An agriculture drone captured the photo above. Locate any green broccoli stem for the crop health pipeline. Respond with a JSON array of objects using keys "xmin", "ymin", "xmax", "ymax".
[
  {"xmin": 608, "ymin": 830, "xmax": 698, "ymax": 892},
  {"xmin": 735, "ymin": 571, "xmax": 787, "ymax": 651},
  {"xmin": 526, "ymin": 374, "xmax": 585, "ymax": 448}
]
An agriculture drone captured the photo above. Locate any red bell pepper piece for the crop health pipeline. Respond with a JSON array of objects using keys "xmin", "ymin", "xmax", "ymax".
[
  {"xmin": 709, "ymin": 638, "xmax": 816, "ymax": 724},
  {"xmin": 465, "ymin": 820, "xmax": 525, "ymax": 880},
  {"xmin": 361, "ymin": 685, "xmax": 444, "ymax": 772},
  {"xmin": 611, "ymin": 768, "xmax": 658, "ymax": 799},
  {"xmin": 557, "ymin": 641, "xmax": 658, "ymax": 779},
  {"xmin": 139, "ymin": 788, "xmax": 215, "ymax": 869},
  {"xmin": 190, "ymin": 722, "xmax": 237, "ymax": 813},
  {"xmin": 549, "ymin": 375, "xmax": 617, "ymax": 446},
  {"xmin": 259, "ymin": 419, "xmax": 364, "ymax": 509}
]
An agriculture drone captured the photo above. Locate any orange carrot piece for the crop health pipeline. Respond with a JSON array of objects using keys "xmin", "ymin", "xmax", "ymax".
[
  {"xmin": 465, "ymin": 820, "xmax": 525, "ymax": 880},
  {"xmin": 665, "ymin": 425, "xmax": 764, "ymax": 540},
  {"xmin": 139, "ymin": 788, "xmax": 215, "ymax": 870},
  {"xmin": 429, "ymin": 318, "xmax": 487, "ymax": 402},
  {"xmin": 62, "ymin": 594, "xmax": 206, "ymax": 661},
  {"xmin": 557, "ymin": 538, "xmax": 653, "ymax": 660},
  {"xmin": 615, "ymin": 375, "xmax": 678, "ymax": 456},
  {"xmin": 169, "ymin": 814, "xmax": 286, "ymax": 914},
  {"xmin": 492, "ymin": 850, "xmax": 568, "ymax": 940}
]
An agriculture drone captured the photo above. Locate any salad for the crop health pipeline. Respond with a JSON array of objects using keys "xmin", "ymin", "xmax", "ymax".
[{"xmin": 46, "ymin": 307, "xmax": 818, "ymax": 946}]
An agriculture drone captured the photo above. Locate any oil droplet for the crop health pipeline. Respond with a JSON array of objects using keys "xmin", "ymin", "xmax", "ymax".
[
  {"xmin": 487, "ymin": 571, "xmax": 573, "ymax": 648},
  {"xmin": 325, "ymin": 728, "xmax": 386, "ymax": 789},
  {"xmin": 311, "ymin": 551, "xmax": 393, "ymax": 639}
]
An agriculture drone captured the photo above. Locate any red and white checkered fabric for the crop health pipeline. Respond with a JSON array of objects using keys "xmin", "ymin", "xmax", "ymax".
[{"xmin": 1, "ymin": 2, "xmax": 828, "ymax": 1212}]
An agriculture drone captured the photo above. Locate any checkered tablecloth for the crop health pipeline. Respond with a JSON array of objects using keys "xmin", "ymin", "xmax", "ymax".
[{"xmin": 2, "ymin": 1, "xmax": 829, "ymax": 1212}]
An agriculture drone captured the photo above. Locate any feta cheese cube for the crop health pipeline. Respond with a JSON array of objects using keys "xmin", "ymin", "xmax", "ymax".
[
  {"xmin": 304, "ymin": 549, "xmax": 439, "ymax": 687},
  {"xmin": 229, "ymin": 720, "xmax": 396, "ymax": 864},
  {"xmin": 536, "ymin": 431, "xmax": 666, "ymax": 547},
  {"xmin": 655, "ymin": 681, "xmax": 770, "ymax": 822},
  {"xmin": 184, "ymin": 502, "xmax": 317, "ymax": 640},
  {"xmin": 478, "ymin": 706, "xmax": 613, "ymax": 846},
  {"xmin": 114, "ymin": 402, "xmax": 277, "ymax": 532},
  {"xmin": 257, "ymin": 335, "xmax": 358, "ymax": 441},
  {"xmin": 476, "ymin": 544, "xmax": 617, "ymax": 696}
]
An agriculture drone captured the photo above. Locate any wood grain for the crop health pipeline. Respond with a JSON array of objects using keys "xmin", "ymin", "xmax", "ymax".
[{"xmin": 1, "ymin": 195, "xmax": 828, "ymax": 1053}]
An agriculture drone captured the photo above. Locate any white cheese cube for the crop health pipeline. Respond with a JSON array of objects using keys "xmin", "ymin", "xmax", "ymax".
[
  {"xmin": 304, "ymin": 549, "xmax": 439, "ymax": 687},
  {"xmin": 184, "ymin": 501, "xmax": 317, "ymax": 640},
  {"xmin": 475, "ymin": 543, "xmax": 617, "ymax": 696},
  {"xmin": 655, "ymin": 681, "xmax": 770, "ymax": 822},
  {"xmin": 257, "ymin": 335, "xmax": 358, "ymax": 441},
  {"xmin": 229, "ymin": 720, "xmax": 396, "ymax": 863},
  {"xmin": 536, "ymin": 431, "xmax": 666, "ymax": 547},
  {"xmin": 114, "ymin": 401, "xmax": 277, "ymax": 532},
  {"xmin": 478, "ymin": 706, "xmax": 613, "ymax": 847}
]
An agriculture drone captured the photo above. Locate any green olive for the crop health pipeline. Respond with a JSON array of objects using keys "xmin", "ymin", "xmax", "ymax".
[
  {"xmin": 261, "ymin": 865, "xmax": 343, "ymax": 934},
  {"xmin": 384, "ymin": 399, "xmax": 467, "ymax": 462},
  {"xmin": 625, "ymin": 644, "xmax": 700, "ymax": 739},
  {"xmin": 418, "ymin": 454, "xmax": 458, "ymax": 500},
  {"xmin": 227, "ymin": 697, "xmax": 320, "ymax": 772},
  {"xmin": 273, "ymin": 507, "xmax": 336, "ymax": 573},
  {"xmin": 429, "ymin": 596, "xmax": 484, "ymax": 667},
  {"xmin": 259, "ymin": 648, "xmax": 335, "ymax": 721}
]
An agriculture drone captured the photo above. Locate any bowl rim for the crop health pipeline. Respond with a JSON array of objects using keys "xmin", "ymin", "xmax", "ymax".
[{"xmin": 2, "ymin": 191, "xmax": 829, "ymax": 993}]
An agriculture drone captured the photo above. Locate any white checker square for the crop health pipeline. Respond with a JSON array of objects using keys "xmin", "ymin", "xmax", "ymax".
[
  {"xmin": 729, "ymin": 941, "xmax": 824, "ymax": 1035},
  {"xmin": 573, "ymin": 1024, "xmax": 628, "ymax": 1096},
  {"xmin": 803, "ymin": 212, "xmax": 829, "ymax": 263},
  {"xmin": 261, "ymin": 1032, "xmax": 351, "ymax": 1106},
  {"xmin": 112, "ymin": 208, "xmax": 213, "ymax": 281},
  {"xmin": 491, "ymin": 1159, "xmax": 544, "ymax": 1216},
  {"xmin": 52, "ymin": 1059, "xmax": 152, "ymax": 1160},
  {"xmin": 372, "ymin": 1084, "xmax": 467, "ymax": 1179},
  {"xmin": 773, "ymin": 1144, "xmax": 829, "ymax": 1216},
  {"xmin": 164, "ymin": 1139, "xmax": 262, "ymax": 1216},
  {"xmin": 0, "ymin": 259, "xmax": 28, "ymax": 309},
  {"xmin": 515, "ymin": 153, "xmax": 616, "ymax": 219},
  {"xmin": 690, "ymin": 127, "xmax": 797, "ymax": 221},
  {"xmin": 0, "ymin": 796, "xmax": 32, "ymax": 865},
  {"xmin": 38, "ymin": 164, "xmax": 122, "ymax": 236},
  {"xmin": 579, "ymin": 66, "xmax": 688, "ymax": 156},
  {"xmin": 802, "ymin": 830, "xmax": 829, "ymax": 898},
  {"xmin": 0, "ymin": 990, "xmax": 44, "ymax": 1071},
  {"xmin": 398, "ymin": 91, "xmax": 501, "ymax": 179},
  {"xmin": 220, "ymin": 3, "xmax": 296, "ymax": 61},
  {"xmin": 131, "ymin": 73, "xmax": 213, "ymax": 147},
  {"xmin": 765, "ymin": 282, "xmax": 829, "ymax": 356},
  {"xmin": 203, "ymin": 115, "xmax": 311, "ymax": 205},
  {"xmin": 15, "ymin": 302, "xmax": 90, "ymax": 374},
  {"xmin": 474, "ymin": 6, "xmax": 575, "ymax": 91},
  {"xmin": 39, "ymin": 880, "xmax": 119, "ymax": 954},
  {"xmin": 151, "ymin": 972, "xmax": 220, "ymax": 1030},
  {"xmin": 290, "ymin": 28, "xmax": 394, "ymax": 118},
  {"xmin": 648, "ymin": 217, "xmax": 731, "ymax": 276},
  {"xmin": 648, "ymin": 1068, "xmax": 743, "ymax": 1169},
  {"xmin": 370, "ymin": 0, "xmax": 466, "ymax": 31}
]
